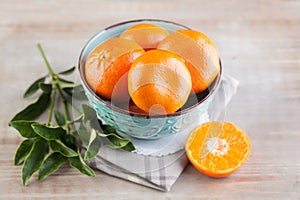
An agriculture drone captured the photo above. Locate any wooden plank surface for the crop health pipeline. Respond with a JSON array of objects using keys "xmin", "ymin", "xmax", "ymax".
[{"xmin": 0, "ymin": 0, "xmax": 299, "ymax": 199}]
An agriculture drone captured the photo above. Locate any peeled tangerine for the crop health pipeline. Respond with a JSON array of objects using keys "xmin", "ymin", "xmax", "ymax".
[
  {"xmin": 158, "ymin": 29, "xmax": 220, "ymax": 93},
  {"xmin": 128, "ymin": 49, "xmax": 192, "ymax": 115},
  {"xmin": 85, "ymin": 38, "xmax": 145, "ymax": 103}
]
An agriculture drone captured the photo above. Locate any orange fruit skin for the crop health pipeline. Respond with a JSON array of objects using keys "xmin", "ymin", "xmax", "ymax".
[
  {"xmin": 128, "ymin": 49, "xmax": 192, "ymax": 115},
  {"xmin": 85, "ymin": 38, "xmax": 144, "ymax": 102},
  {"xmin": 120, "ymin": 23, "xmax": 169, "ymax": 51},
  {"xmin": 185, "ymin": 122, "xmax": 251, "ymax": 178},
  {"xmin": 158, "ymin": 30, "xmax": 220, "ymax": 93}
]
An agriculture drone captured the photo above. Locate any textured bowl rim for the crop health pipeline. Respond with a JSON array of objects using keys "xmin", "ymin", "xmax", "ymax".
[{"xmin": 78, "ymin": 19, "xmax": 222, "ymax": 119}]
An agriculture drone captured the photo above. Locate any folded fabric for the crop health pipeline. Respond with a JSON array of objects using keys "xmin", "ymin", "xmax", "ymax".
[{"xmin": 84, "ymin": 74, "xmax": 239, "ymax": 192}]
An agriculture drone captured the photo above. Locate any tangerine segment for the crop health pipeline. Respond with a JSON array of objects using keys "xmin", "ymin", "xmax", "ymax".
[
  {"xmin": 185, "ymin": 122, "xmax": 251, "ymax": 178},
  {"xmin": 120, "ymin": 23, "xmax": 169, "ymax": 50},
  {"xmin": 85, "ymin": 38, "xmax": 144, "ymax": 101},
  {"xmin": 158, "ymin": 30, "xmax": 220, "ymax": 93},
  {"xmin": 128, "ymin": 49, "xmax": 192, "ymax": 115}
]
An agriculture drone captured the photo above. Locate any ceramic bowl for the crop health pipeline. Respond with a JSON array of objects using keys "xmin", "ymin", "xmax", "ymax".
[{"xmin": 78, "ymin": 19, "xmax": 222, "ymax": 139}]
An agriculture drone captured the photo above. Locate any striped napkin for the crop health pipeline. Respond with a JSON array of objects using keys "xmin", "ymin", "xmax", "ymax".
[{"xmin": 85, "ymin": 74, "xmax": 239, "ymax": 192}]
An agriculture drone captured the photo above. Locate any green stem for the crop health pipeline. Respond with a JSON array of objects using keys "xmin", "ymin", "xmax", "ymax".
[
  {"xmin": 56, "ymin": 84, "xmax": 71, "ymax": 132},
  {"xmin": 37, "ymin": 43, "xmax": 55, "ymax": 76},
  {"xmin": 47, "ymin": 89, "xmax": 57, "ymax": 126}
]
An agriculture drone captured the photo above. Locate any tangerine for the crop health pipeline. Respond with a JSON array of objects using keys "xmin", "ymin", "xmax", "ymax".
[
  {"xmin": 85, "ymin": 38, "xmax": 144, "ymax": 102},
  {"xmin": 120, "ymin": 23, "xmax": 169, "ymax": 51},
  {"xmin": 158, "ymin": 30, "xmax": 220, "ymax": 93},
  {"xmin": 185, "ymin": 122, "xmax": 251, "ymax": 178},
  {"xmin": 128, "ymin": 49, "xmax": 192, "ymax": 115}
]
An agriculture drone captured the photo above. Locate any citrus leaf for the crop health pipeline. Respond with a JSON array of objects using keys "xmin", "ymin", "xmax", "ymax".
[
  {"xmin": 77, "ymin": 123, "xmax": 90, "ymax": 147},
  {"xmin": 101, "ymin": 124, "xmax": 117, "ymax": 134},
  {"xmin": 84, "ymin": 129, "xmax": 101, "ymax": 160},
  {"xmin": 23, "ymin": 76, "xmax": 46, "ymax": 98},
  {"xmin": 22, "ymin": 138, "xmax": 49, "ymax": 186},
  {"xmin": 62, "ymin": 134, "xmax": 77, "ymax": 150},
  {"xmin": 58, "ymin": 78, "xmax": 77, "ymax": 89},
  {"xmin": 31, "ymin": 123, "xmax": 66, "ymax": 140},
  {"xmin": 82, "ymin": 104, "xmax": 97, "ymax": 123},
  {"xmin": 98, "ymin": 132, "xmax": 135, "ymax": 152},
  {"xmin": 54, "ymin": 110, "xmax": 65, "ymax": 126},
  {"xmin": 62, "ymin": 87, "xmax": 73, "ymax": 96},
  {"xmin": 38, "ymin": 83, "xmax": 52, "ymax": 93},
  {"xmin": 14, "ymin": 139, "xmax": 35, "ymax": 165},
  {"xmin": 49, "ymin": 140, "xmax": 78, "ymax": 157},
  {"xmin": 11, "ymin": 92, "xmax": 51, "ymax": 121},
  {"xmin": 58, "ymin": 66, "xmax": 76, "ymax": 75},
  {"xmin": 10, "ymin": 120, "xmax": 38, "ymax": 138},
  {"xmin": 72, "ymin": 85, "xmax": 88, "ymax": 100},
  {"xmin": 38, "ymin": 152, "xmax": 67, "ymax": 181},
  {"xmin": 120, "ymin": 142, "xmax": 135, "ymax": 152},
  {"xmin": 69, "ymin": 153, "xmax": 96, "ymax": 177}
]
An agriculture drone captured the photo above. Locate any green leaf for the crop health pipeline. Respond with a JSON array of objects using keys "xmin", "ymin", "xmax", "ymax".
[
  {"xmin": 98, "ymin": 132, "xmax": 134, "ymax": 151},
  {"xmin": 82, "ymin": 104, "xmax": 97, "ymax": 123},
  {"xmin": 101, "ymin": 124, "xmax": 117, "ymax": 134},
  {"xmin": 58, "ymin": 66, "xmax": 76, "ymax": 75},
  {"xmin": 120, "ymin": 142, "xmax": 135, "ymax": 152},
  {"xmin": 23, "ymin": 76, "xmax": 46, "ymax": 98},
  {"xmin": 10, "ymin": 121, "xmax": 38, "ymax": 138},
  {"xmin": 72, "ymin": 85, "xmax": 88, "ymax": 100},
  {"xmin": 90, "ymin": 118, "xmax": 101, "ymax": 130},
  {"xmin": 11, "ymin": 92, "xmax": 51, "ymax": 121},
  {"xmin": 58, "ymin": 77, "xmax": 77, "ymax": 89},
  {"xmin": 38, "ymin": 83, "xmax": 52, "ymax": 93},
  {"xmin": 77, "ymin": 123, "xmax": 90, "ymax": 147},
  {"xmin": 49, "ymin": 140, "xmax": 78, "ymax": 157},
  {"xmin": 14, "ymin": 139, "xmax": 35, "ymax": 165},
  {"xmin": 22, "ymin": 138, "xmax": 49, "ymax": 186},
  {"xmin": 31, "ymin": 123, "xmax": 66, "ymax": 140},
  {"xmin": 62, "ymin": 87, "xmax": 73, "ymax": 96},
  {"xmin": 62, "ymin": 134, "xmax": 77, "ymax": 150},
  {"xmin": 38, "ymin": 152, "xmax": 67, "ymax": 181},
  {"xmin": 54, "ymin": 110, "xmax": 65, "ymax": 126},
  {"xmin": 69, "ymin": 153, "xmax": 96, "ymax": 177},
  {"xmin": 84, "ymin": 129, "xmax": 101, "ymax": 160}
]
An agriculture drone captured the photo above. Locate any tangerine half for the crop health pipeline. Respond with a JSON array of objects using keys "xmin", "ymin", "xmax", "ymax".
[
  {"xmin": 185, "ymin": 122, "xmax": 251, "ymax": 178},
  {"xmin": 85, "ymin": 37, "xmax": 144, "ymax": 102},
  {"xmin": 120, "ymin": 23, "xmax": 169, "ymax": 51},
  {"xmin": 158, "ymin": 30, "xmax": 220, "ymax": 93},
  {"xmin": 128, "ymin": 49, "xmax": 192, "ymax": 115}
]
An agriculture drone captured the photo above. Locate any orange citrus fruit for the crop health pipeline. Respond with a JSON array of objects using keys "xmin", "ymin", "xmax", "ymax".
[
  {"xmin": 185, "ymin": 122, "xmax": 251, "ymax": 178},
  {"xmin": 128, "ymin": 49, "xmax": 192, "ymax": 115},
  {"xmin": 120, "ymin": 23, "xmax": 169, "ymax": 51},
  {"xmin": 85, "ymin": 37, "xmax": 144, "ymax": 102},
  {"xmin": 158, "ymin": 29, "xmax": 220, "ymax": 93}
]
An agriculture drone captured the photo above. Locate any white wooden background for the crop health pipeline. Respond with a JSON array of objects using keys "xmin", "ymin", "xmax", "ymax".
[{"xmin": 0, "ymin": 0, "xmax": 299, "ymax": 199}]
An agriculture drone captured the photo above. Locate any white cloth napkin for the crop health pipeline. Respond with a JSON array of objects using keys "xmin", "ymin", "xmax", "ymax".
[{"xmin": 85, "ymin": 74, "xmax": 239, "ymax": 192}]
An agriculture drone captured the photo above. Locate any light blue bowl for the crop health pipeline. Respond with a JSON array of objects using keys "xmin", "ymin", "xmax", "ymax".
[{"xmin": 78, "ymin": 19, "xmax": 221, "ymax": 139}]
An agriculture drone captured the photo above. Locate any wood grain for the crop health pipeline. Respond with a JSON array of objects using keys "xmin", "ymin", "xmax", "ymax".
[{"xmin": 0, "ymin": 0, "xmax": 299, "ymax": 199}]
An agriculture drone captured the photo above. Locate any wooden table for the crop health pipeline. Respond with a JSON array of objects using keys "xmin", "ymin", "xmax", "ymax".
[{"xmin": 0, "ymin": 0, "xmax": 299, "ymax": 199}]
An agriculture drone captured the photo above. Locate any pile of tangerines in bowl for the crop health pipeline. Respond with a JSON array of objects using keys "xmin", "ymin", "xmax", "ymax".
[
  {"xmin": 79, "ymin": 20, "xmax": 251, "ymax": 178},
  {"xmin": 83, "ymin": 21, "xmax": 220, "ymax": 115}
]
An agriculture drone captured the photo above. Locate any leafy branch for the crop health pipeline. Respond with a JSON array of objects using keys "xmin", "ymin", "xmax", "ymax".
[{"xmin": 9, "ymin": 43, "xmax": 135, "ymax": 186}]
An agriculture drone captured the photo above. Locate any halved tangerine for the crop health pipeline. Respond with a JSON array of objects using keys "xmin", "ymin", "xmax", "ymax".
[{"xmin": 185, "ymin": 122, "xmax": 251, "ymax": 178}]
